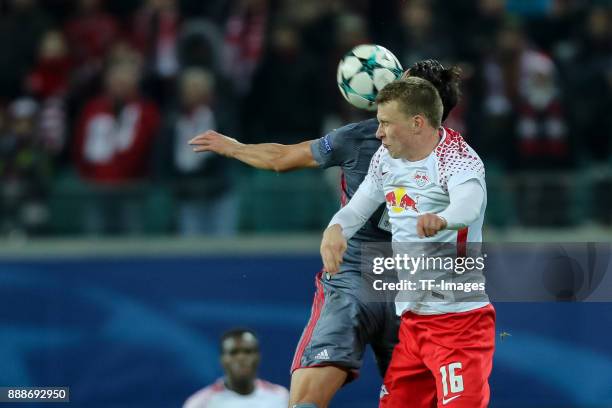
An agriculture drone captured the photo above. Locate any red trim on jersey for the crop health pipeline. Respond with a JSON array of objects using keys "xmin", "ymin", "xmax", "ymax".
[
  {"xmin": 185, "ymin": 379, "xmax": 224, "ymax": 406},
  {"xmin": 340, "ymin": 171, "xmax": 348, "ymax": 207},
  {"xmin": 457, "ymin": 227, "xmax": 468, "ymax": 257},
  {"xmin": 256, "ymin": 379, "xmax": 272, "ymax": 389},
  {"xmin": 291, "ymin": 271, "xmax": 326, "ymax": 372},
  {"xmin": 211, "ymin": 379, "xmax": 225, "ymax": 392}
]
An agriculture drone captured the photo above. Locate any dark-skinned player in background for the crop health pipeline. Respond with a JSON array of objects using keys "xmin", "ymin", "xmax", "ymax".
[{"xmin": 183, "ymin": 329, "xmax": 288, "ymax": 408}]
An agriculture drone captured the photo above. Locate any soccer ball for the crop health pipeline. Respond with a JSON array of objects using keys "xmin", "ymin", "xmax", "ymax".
[{"xmin": 337, "ymin": 44, "xmax": 403, "ymax": 111}]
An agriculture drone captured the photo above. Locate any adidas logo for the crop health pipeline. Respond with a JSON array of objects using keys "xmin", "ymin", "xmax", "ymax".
[{"xmin": 314, "ymin": 349, "xmax": 330, "ymax": 360}]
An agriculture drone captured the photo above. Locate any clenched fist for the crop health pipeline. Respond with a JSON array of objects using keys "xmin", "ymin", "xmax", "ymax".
[{"xmin": 416, "ymin": 214, "xmax": 447, "ymax": 238}]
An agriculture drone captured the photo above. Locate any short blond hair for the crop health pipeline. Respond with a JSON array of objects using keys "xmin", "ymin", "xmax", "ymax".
[{"xmin": 376, "ymin": 77, "xmax": 443, "ymax": 127}]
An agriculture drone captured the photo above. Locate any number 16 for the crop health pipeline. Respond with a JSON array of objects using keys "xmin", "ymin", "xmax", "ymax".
[{"xmin": 440, "ymin": 362, "xmax": 464, "ymax": 396}]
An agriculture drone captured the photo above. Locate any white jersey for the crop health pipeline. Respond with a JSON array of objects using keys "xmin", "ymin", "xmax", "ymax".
[
  {"xmin": 183, "ymin": 378, "xmax": 289, "ymax": 408},
  {"xmin": 360, "ymin": 127, "xmax": 489, "ymax": 315}
]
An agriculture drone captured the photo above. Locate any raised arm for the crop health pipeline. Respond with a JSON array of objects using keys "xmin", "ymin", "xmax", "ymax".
[{"xmin": 189, "ymin": 130, "xmax": 318, "ymax": 172}]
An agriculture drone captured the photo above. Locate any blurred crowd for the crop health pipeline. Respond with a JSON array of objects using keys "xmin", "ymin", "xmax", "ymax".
[{"xmin": 0, "ymin": 0, "xmax": 610, "ymax": 236}]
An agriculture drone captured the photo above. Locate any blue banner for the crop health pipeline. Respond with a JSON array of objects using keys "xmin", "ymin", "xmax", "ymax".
[{"xmin": 1, "ymin": 255, "xmax": 611, "ymax": 407}]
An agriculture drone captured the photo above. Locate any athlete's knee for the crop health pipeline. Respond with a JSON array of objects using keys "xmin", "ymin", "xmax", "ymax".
[{"xmin": 292, "ymin": 404, "xmax": 319, "ymax": 408}]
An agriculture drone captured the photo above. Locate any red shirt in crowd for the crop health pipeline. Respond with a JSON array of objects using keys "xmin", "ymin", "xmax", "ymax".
[{"xmin": 73, "ymin": 95, "xmax": 160, "ymax": 183}]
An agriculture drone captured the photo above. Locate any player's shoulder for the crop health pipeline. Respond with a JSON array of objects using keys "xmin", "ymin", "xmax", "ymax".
[
  {"xmin": 183, "ymin": 379, "xmax": 225, "ymax": 408},
  {"xmin": 256, "ymin": 379, "xmax": 289, "ymax": 396},
  {"xmin": 436, "ymin": 127, "xmax": 476, "ymax": 154},
  {"xmin": 435, "ymin": 127, "xmax": 483, "ymax": 165},
  {"xmin": 434, "ymin": 127, "xmax": 485, "ymax": 190},
  {"xmin": 318, "ymin": 118, "xmax": 378, "ymax": 159},
  {"xmin": 331, "ymin": 118, "xmax": 378, "ymax": 139}
]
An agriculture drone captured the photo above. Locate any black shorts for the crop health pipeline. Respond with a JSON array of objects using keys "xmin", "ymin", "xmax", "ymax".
[{"xmin": 291, "ymin": 270, "xmax": 399, "ymax": 381}]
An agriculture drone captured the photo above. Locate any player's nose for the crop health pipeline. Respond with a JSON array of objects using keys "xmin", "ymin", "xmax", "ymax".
[{"xmin": 376, "ymin": 124, "xmax": 384, "ymax": 140}]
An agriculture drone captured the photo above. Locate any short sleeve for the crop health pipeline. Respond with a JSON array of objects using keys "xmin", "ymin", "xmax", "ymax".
[{"xmin": 311, "ymin": 123, "xmax": 361, "ymax": 169}]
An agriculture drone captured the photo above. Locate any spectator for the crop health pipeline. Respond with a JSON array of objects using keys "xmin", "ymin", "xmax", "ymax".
[
  {"xmin": 475, "ymin": 19, "xmax": 568, "ymax": 167},
  {"xmin": 0, "ymin": 0, "xmax": 608, "ymax": 234},
  {"xmin": 516, "ymin": 52, "xmax": 568, "ymax": 168},
  {"xmin": 156, "ymin": 67, "xmax": 237, "ymax": 236},
  {"xmin": 73, "ymin": 55, "xmax": 160, "ymax": 183},
  {"xmin": 0, "ymin": 98, "xmax": 51, "ymax": 235},
  {"xmin": 456, "ymin": 0, "xmax": 507, "ymax": 60},
  {"xmin": 482, "ymin": 20, "xmax": 525, "ymax": 115},
  {"xmin": 27, "ymin": 30, "xmax": 73, "ymax": 100},
  {"xmin": 523, "ymin": 0, "xmax": 582, "ymax": 57},
  {"xmin": 392, "ymin": 0, "xmax": 454, "ymax": 68},
  {"xmin": 26, "ymin": 30, "xmax": 72, "ymax": 160},
  {"xmin": 183, "ymin": 329, "xmax": 288, "ymax": 408},
  {"xmin": 64, "ymin": 0, "xmax": 122, "ymax": 66},
  {"xmin": 222, "ymin": 0, "xmax": 269, "ymax": 96},
  {"xmin": 279, "ymin": 0, "xmax": 346, "ymax": 66},
  {"xmin": 177, "ymin": 19, "xmax": 240, "ymax": 138},
  {"xmin": 334, "ymin": 13, "xmax": 369, "ymax": 52},
  {"xmin": 178, "ymin": 19, "xmax": 223, "ymax": 72},
  {"xmin": 132, "ymin": 0, "xmax": 181, "ymax": 104},
  {"xmin": 567, "ymin": 6, "xmax": 612, "ymax": 163},
  {"xmin": 63, "ymin": 0, "xmax": 124, "ymax": 117},
  {"xmin": 242, "ymin": 21, "xmax": 324, "ymax": 144},
  {"xmin": 169, "ymin": 68, "xmax": 217, "ymax": 177}
]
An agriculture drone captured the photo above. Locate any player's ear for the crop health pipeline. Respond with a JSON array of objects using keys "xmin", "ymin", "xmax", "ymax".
[{"xmin": 413, "ymin": 115, "xmax": 424, "ymax": 129}]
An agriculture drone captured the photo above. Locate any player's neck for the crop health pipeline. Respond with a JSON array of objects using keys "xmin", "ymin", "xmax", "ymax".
[
  {"xmin": 401, "ymin": 128, "xmax": 440, "ymax": 162},
  {"xmin": 225, "ymin": 377, "xmax": 255, "ymax": 395}
]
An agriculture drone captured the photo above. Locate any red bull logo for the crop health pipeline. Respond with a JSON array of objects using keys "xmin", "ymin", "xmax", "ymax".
[{"xmin": 385, "ymin": 187, "xmax": 419, "ymax": 213}]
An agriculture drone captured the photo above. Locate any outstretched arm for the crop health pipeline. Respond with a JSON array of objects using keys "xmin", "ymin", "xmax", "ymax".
[{"xmin": 189, "ymin": 130, "xmax": 318, "ymax": 172}]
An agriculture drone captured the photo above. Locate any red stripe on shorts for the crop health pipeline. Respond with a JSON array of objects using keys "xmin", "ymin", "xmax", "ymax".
[
  {"xmin": 291, "ymin": 272, "xmax": 325, "ymax": 372},
  {"xmin": 340, "ymin": 172, "xmax": 348, "ymax": 207}
]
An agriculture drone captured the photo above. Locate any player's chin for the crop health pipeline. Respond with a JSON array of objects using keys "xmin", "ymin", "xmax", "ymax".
[
  {"xmin": 230, "ymin": 365, "xmax": 255, "ymax": 379},
  {"xmin": 386, "ymin": 148, "xmax": 398, "ymax": 159}
]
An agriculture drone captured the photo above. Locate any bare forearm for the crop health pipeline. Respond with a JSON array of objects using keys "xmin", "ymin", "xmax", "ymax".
[
  {"xmin": 190, "ymin": 130, "xmax": 317, "ymax": 172},
  {"xmin": 232, "ymin": 143, "xmax": 292, "ymax": 171},
  {"xmin": 235, "ymin": 140, "xmax": 317, "ymax": 172}
]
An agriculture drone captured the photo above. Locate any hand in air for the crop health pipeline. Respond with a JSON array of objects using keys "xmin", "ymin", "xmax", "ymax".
[{"xmin": 189, "ymin": 130, "xmax": 241, "ymax": 157}]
